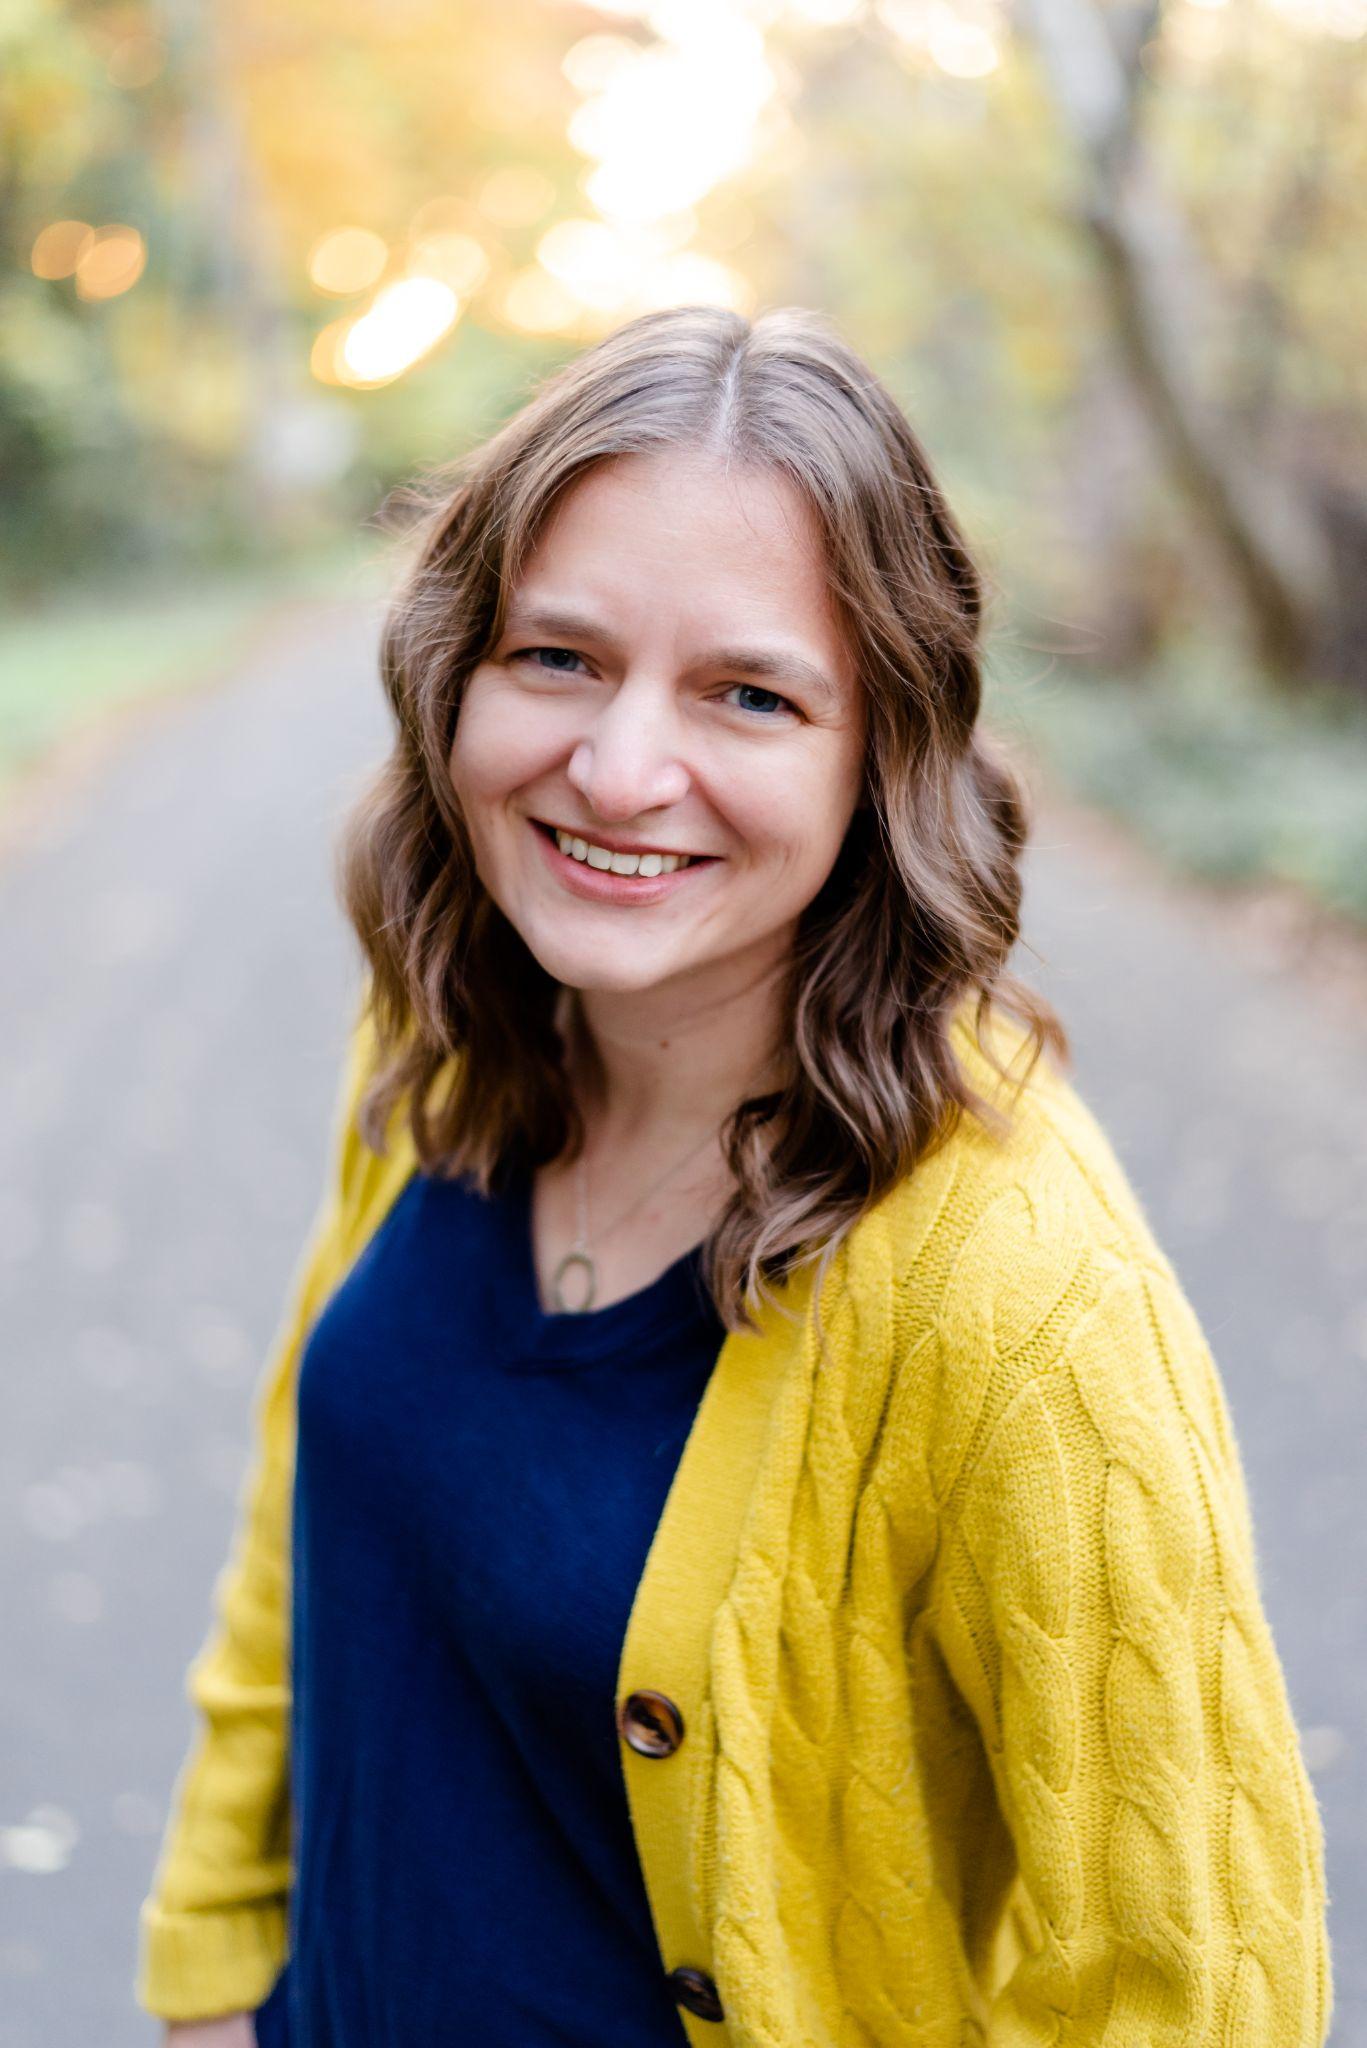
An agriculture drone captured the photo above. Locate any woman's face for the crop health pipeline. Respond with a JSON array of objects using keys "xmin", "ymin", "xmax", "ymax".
[{"xmin": 448, "ymin": 447, "xmax": 867, "ymax": 1002}]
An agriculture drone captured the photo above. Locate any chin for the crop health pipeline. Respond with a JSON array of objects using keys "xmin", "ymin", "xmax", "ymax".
[
  {"xmin": 522, "ymin": 933, "xmax": 688, "ymax": 995},
  {"xmin": 551, "ymin": 956, "xmax": 684, "ymax": 996}
]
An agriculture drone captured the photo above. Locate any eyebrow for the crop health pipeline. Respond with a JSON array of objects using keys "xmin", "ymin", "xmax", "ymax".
[{"xmin": 503, "ymin": 602, "xmax": 840, "ymax": 705}]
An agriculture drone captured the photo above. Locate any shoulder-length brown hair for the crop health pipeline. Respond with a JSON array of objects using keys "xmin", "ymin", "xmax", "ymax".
[{"xmin": 338, "ymin": 301, "xmax": 1068, "ymax": 1334}]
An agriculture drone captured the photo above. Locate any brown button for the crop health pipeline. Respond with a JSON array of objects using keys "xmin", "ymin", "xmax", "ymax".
[
  {"xmin": 667, "ymin": 1964, "xmax": 724, "ymax": 2021},
  {"xmin": 617, "ymin": 1688, "xmax": 685, "ymax": 1757}
]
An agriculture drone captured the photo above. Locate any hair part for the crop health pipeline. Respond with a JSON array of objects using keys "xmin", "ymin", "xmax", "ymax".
[{"xmin": 336, "ymin": 302, "xmax": 1069, "ymax": 1336}]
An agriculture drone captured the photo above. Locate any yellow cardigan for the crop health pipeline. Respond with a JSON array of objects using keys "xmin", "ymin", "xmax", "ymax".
[{"xmin": 136, "ymin": 993, "xmax": 1333, "ymax": 2045}]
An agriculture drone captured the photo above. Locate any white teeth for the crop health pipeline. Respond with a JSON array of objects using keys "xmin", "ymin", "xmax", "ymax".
[{"xmin": 554, "ymin": 828, "xmax": 691, "ymax": 875}]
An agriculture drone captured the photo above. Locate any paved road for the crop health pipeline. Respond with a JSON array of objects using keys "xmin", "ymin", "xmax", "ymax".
[{"xmin": 1, "ymin": 601, "xmax": 1363, "ymax": 2044}]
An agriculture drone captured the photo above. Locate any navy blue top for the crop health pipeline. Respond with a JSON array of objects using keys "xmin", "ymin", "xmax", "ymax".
[{"xmin": 251, "ymin": 1161, "xmax": 725, "ymax": 2047}]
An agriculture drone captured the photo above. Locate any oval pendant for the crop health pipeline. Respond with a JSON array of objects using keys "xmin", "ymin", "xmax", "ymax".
[{"xmin": 551, "ymin": 1248, "xmax": 596, "ymax": 1313}]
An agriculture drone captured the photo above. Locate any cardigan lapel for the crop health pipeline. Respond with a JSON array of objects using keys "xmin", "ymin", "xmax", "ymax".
[{"xmin": 615, "ymin": 1257, "xmax": 820, "ymax": 2048}]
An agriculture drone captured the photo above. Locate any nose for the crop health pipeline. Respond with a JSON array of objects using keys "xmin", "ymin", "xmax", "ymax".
[{"xmin": 564, "ymin": 673, "xmax": 691, "ymax": 822}]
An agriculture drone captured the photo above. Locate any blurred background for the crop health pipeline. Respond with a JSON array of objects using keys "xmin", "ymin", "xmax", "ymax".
[{"xmin": 1, "ymin": 0, "xmax": 1364, "ymax": 2041}]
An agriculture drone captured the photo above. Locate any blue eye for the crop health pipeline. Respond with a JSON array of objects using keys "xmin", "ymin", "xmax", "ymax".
[
  {"xmin": 512, "ymin": 650, "xmax": 794, "ymax": 719},
  {"xmin": 515, "ymin": 646, "xmax": 586, "ymax": 673},
  {"xmin": 725, "ymin": 682, "xmax": 794, "ymax": 719}
]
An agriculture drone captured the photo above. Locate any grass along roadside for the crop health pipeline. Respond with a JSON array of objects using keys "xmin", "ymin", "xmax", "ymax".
[
  {"xmin": 986, "ymin": 632, "xmax": 1367, "ymax": 931},
  {"xmin": 0, "ymin": 543, "xmax": 388, "ymax": 805}
]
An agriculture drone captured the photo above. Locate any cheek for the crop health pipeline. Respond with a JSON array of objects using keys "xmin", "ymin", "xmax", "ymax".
[
  {"xmin": 730, "ymin": 764, "xmax": 855, "ymax": 878},
  {"xmin": 449, "ymin": 685, "xmax": 548, "ymax": 806}
]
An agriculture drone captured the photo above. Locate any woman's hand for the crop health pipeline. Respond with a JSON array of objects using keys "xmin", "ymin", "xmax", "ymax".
[{"xmin": 163, "ymin": 2017, "xmax": 256, "ymax": 2047}]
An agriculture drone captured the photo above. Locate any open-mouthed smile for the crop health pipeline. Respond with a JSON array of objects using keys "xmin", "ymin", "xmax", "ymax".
[{"xmin": 529, "ymin": 817, "xmax": 721, "ymax": 902}]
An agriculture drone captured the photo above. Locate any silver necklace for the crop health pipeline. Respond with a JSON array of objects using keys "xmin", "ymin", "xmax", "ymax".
[{"xmin": 549, "ymin": 1127, "xmax": 721, "ymax": 1312}]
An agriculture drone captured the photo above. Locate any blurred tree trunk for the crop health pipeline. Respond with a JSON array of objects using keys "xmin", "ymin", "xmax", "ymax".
[
  {"xmin": 1064, "ymin": 363, "xmax": 1173, "ymax": 667},
  {"xmin": 1016, "ymin": 0, "xmax": 1341, "ymax": 687},
  {"xmin": 157, "ymin": 0, "xmax": 299, "ymax": 537}
]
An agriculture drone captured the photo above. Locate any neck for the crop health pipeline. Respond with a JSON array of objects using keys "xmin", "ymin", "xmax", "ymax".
[{"xmin": 559, "ymin": 942, "xmax": 792, "ymax": 1154}]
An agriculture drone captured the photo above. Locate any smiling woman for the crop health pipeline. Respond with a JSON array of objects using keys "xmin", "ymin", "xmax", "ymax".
[
  {"xmin": 337, "ymin": 304, "xmax": 1061, "ymax": 1333},
  {"xmin": 444, "ymin": 444, "xmax": 870, "ymax": 1088},
  {"xmin": 137, "ymin": 305, "xmax": 1332, "ymax": 2048}
]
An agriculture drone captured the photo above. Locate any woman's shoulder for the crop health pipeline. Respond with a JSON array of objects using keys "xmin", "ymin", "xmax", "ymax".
[
  {"xmin": 871, "ymin": 1002, "xmax": 1241, "ymax": 1539},
  {"xmin": 876, "ymin": 997, "xmax": 1185, "ymax": 1333},
  {"xmin": 328, "ymin": 982, "xmax": 433, "ymax": 1234}
]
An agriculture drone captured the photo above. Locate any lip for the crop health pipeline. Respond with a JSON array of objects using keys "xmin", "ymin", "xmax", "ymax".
[
  {"xmin": 533, "ymin": 816, "xmax": 712, "ymax": 859},
  {"xmin": 529, "ymin": 817, "xmax": 720, "ymax": 905}
]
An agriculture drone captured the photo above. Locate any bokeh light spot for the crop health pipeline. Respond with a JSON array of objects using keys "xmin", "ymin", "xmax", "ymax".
[
  {"xmin": 31, "ymin": 220, "xmax": 95, "ymax": 281},
  {"xmin": 406, "ymin": 232, "xmax": 490, "ymax": 294},
  {"xmin": 308, "ymin": 226, "xmax": 389, "ymax": 297},
  {"xmin": 309, "ymin": 319, "xmax": 350, "ymax": 387},
  {"xmin": 75, "ymin": 227, "xmax": 147, "ymax": 301},
  {"xmin": 500, "ymin": 265, "xmax": 586, "ymax": 335},
  {"xmin": 786, "ymin": 0, "xmax": 868, "ymax": 22},
  {"xmin": 562, "ymin": 33, "xmax": 644, "ymax": 95},
  {"xmin": 337, "ymin": 277, "xmax": 459, "ymax": 387},
  {"xmin": 928, "ymin": 17, "xmax": 999, "ymax": 75}
]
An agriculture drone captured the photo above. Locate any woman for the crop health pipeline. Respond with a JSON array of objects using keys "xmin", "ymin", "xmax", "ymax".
[{"xmin": 136, "ymin": 304, "xmax": 1332, "ymax": 2046}]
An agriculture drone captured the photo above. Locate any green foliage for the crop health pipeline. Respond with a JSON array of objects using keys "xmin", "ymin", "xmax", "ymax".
[
  {"xmin": 4, "ymin": 0, "xmax": 1363, "ymax": 930},
  {"xmin": 342, "ymin": 319, "xmax": 571, "ymax": 504},
  {"xmin": 986, "ymin": 631, "xmax": 1367, "ymax": 924},
  {"xmin": 0, "ymin": 0, "xmax": 581, "ymax": 598},
  {"xmin": 0, "ymin": 544, "xmax": 373, "ymax": 792}
]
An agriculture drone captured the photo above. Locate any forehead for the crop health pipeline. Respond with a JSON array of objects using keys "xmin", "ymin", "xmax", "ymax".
[{"xmin": 508, "ymin": 450, "xmax": 858, "ymax": 698}]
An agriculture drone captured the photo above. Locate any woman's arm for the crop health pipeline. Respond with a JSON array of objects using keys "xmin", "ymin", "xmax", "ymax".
[
  {"xmin": 134, "ymin": 989, "xmax": 378, "ymax": 2025},
  {"xmin": 930, "ymin": 1252, "xmax": 1333, "ymax": 2045}
]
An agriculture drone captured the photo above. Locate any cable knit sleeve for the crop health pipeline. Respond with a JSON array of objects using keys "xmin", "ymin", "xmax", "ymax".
[
  {"xmin": 134, "ymin": 988, "xmax": 380, "ymax": 2023},
  {"xmin": 929, "ymin": 1247, "xmax": 1333, "ymax": 2045}
]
